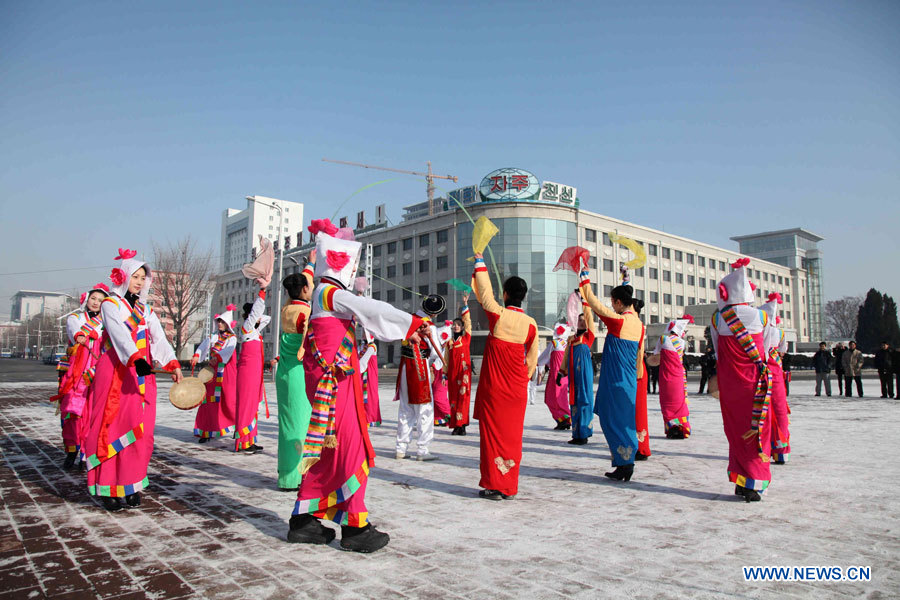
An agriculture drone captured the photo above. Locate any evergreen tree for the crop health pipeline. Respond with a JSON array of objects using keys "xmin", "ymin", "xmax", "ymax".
[
  {"xmin": 882, "ymin": 294, "xmax": 900, "ymax": 348},
  {"xmin": 856, "ymin": 288, "xmax": 885, "ymax": 353}
]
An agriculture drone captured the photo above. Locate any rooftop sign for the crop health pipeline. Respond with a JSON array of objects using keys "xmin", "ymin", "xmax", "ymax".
[{"xmin": 479, "ymin": 168, "xmax": 540, "ymax": 202}]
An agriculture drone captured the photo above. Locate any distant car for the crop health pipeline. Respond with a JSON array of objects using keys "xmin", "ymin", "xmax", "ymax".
[{"xmin": 0, "ymin": 348, "xmax": 11, "ymax": 358}]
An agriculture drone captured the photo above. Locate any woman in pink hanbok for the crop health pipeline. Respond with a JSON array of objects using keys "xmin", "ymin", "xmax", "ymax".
[
  {"xmin": 287, "ymin": 220, "xmax": 425, "ymax": 553},
  {"xmin": 191, "ymin": 307, "xmax": 238, "ymax": 443},
  {"xmin": 710, "ymin": 259, "xmax": 774, "ymax": 502},
  {"xmin": 760, "ymin": 293, "xmax": 790, "ymax": 464},
  {"xmin": 83, "ymin": 250, "xmax": 182, "ymax": 511},
  {"xmin": 537, "ymin": 322, "xmax": 573, "ymax": 430},
  {"xmin": 652, "ymin": 316, "xmax": 693, "ymax": 439},
  {"xmin": 52, "ymin": 283, "xmax": 109, "ymax": 470}
]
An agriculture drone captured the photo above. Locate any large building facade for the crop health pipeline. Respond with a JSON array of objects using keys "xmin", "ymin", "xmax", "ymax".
[
  {"xmin": 213, "ymin": 169, "xmax": 819, "ymax": 362},
  {"xmin": 731, "ymin": 228, "xmax": 825, "ymax": 342},
  {"xmin": 10, "ymin": 291, "xmax": 75, "ymax": 321},
  {"xmin": 220, "ymin": 196, "xmax": 305, "ymax": 273}
]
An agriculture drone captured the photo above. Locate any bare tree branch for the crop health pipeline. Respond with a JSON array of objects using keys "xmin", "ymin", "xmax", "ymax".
[
  {"xmin": 825, "ymin": 295, "xmax": 863, "ymax": 339},
  {"xmin": 151, "ymin": 236, "xmax": 214, "ymax": 358}
]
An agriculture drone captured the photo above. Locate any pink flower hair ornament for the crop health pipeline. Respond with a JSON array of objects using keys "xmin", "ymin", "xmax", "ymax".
[
  {"xmin": 93, "ymin": 282, "xmax": 110, "ymax": 293},
  {"xmin": 114, "ymin": 248, "xmax": 137, "ymax": 260},
  {"xmin": 109, "ymin": 268, "xmax": 127, "ymax": 286},
  {"xmin": 226, "ymin": 304, "xmax": 237, "ymax": 311},
  {"xmin": 768, "ymin": 292, "xmax": 783, "ymax": 304},
  {"xmin": 718, "ymin": 283, "xmax": 729, "ymax": 302},
  {"xmin": 308, "ymin": 219, "xmax": 339, "ymax": 237},
  {"xmin": 682, "ymin": 314, "xmax": 695, "ymax": 324},
  {"xmin": 79, "ymin": 293, "xmax": 87, "ymax": 304},
  {"xmin": 731, "ymin": 257, "xmax": 751, "ymax": 269}
]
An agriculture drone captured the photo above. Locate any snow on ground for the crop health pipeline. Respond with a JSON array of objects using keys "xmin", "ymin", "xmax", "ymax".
[{"xmin": 2, "ymin": 373, "xmax": 898, "ymax": 599}]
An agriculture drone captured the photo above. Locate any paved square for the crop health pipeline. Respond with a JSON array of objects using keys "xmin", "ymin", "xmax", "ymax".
[{"xmin": 1, "ymin": 363, "xmax": 897, "ymax": 599}]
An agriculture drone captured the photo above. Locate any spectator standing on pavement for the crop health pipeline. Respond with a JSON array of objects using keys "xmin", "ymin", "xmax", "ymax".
[
  {"xmin": 648, "ymin": 362, "xmax": 659, "ymax": 394},
  {"xmin": 874, "ymin": 342, "xmax": 894, "ymax": 399},
  {"xmin": 842, "ymin": 341, "xmax": 864, "ymax": 398},
  {"xmin": 813, "ymin": 342, "xmax": 833, "ymax": 397},
  {"xmin": 893, "ymin": 346, "xmax": 900, "ymax": 400},
  {"xmin": 833, "ymin": 343, "xmax": 846, "ymax": 395},
  {"xmin": 698, "ymin": 346, "xmax": 716, "ymax": 394}
]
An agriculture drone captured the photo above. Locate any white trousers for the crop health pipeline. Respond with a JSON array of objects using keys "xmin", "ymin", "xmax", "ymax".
[{"xmin": 396, "ymin": 364, "xmax": 435, "ymax": 456}]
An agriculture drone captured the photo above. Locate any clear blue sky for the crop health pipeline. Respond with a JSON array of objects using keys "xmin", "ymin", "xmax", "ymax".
[{"xmin": 2, "ymin": 1, "xmax": 898, "ymax": 319}]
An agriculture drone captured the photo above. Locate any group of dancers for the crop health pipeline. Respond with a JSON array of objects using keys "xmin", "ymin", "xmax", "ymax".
[{"xmin": 49, "ymin": 220, "xmax": 792, "ymax": 553}]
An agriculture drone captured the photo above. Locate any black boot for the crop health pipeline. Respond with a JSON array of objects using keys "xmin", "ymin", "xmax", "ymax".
[
  {"xmin": 102, "ymin": 497, "xmax": 123, "ymax": 512},
  {"xmin": 63, "ymin": 451, "xmax": 78, "ymax": 470},
  {"xmin": 125, "ymin": 492, "xmax": 141, "ymax": 507},
  {"xmin": 634, "ymin": 452, "xmax": 649, "ymax": 461},
  {"xmin": 340, "ymin": 524, "xmax": 390, "ymax": 553},
  {"xmin": 738, "ymin": 486, "xmax": 761, "ymax": 502},
  {"xmin": 567, "ymin": 438, "xmax": 588, "ymax": 445},
  {"xmin": 734, "ymin": 485, "xmax": 743, "ymax": 496},
  {"xmin": 553, "ymin": 421, "xmax": 566, "ymax": 430},
  {"xmin": 478, "ymin": 489, "xmax": 503, "ymax": 500},
  {"xmin": 198, "ymin": 437, "xmax": 210, "ymax": 444},
  {"xmin": 604, "ymin": 464, "xmax": 634, "ymax": 482},
  {"xmin": 287, "ymin": 514, "xmax": 336, "ymax": 545},
  {"xmin": 458, "ymin": 425, "xmax": 467, "ymax": 436}
]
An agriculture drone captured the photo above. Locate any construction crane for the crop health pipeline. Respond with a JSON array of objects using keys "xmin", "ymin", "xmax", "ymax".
[{"xmin": 322, "ymin": 158, "xmax": 458, "ymax": 216}]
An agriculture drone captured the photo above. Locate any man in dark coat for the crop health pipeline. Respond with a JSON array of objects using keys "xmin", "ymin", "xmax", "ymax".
[
  {"xmin": 813, "ymin": 341, "xmax": 833, "ymax": 397},
  {"xmin": 698, "ymin": 346, "xmax": 716, "ymax": 394},
  {"xmin": 874, "ymin": 342, "xmax": 894, "ymax": 399},
  {"xmin": 833, "ymin": 343, "xmax": 846, "ymax": 395}
]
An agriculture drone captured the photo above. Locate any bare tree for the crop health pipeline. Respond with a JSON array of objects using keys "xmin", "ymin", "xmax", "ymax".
[
  {"xmin": 825, "ymin": 295, "xmax": 863, "ymax": 339},
  {"xmin": 151, "ymin": 236, "xmax": 214, "ymax": 359}
]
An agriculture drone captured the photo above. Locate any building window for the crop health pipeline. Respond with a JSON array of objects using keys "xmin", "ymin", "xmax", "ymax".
[
  {"xmin": 604, "ymin": 285, "xmax": 613, "ymax": 296},
  {"xmin": 699, "ymin": 277, "xmax": 706, "ymax": 288},
  {"xmin": 635, "ymin": 289, "xmax": 645, "ymax": 300},
  {"xmin": 588, "ymin": 256, "xmax": 598, "ymax": 269},
  {"xmin": 373, "ymin": 245, "xmax": 382, "ymax": 257},
  {"xmin": 418, "ymin": 259, "xmax": 429, "ymax": 273},
  {"xmin": 373, "ymin": 268, "xmax": 382, "ymax": 278},
  {"xmin": 436, "ymin": 256, "xmax": 448, "ymax": 270},
  {"xmin": 402, "ymin": 238, "xmax": 413, "ymax": 251},
  {"xmin": 437, "ymin": 282, "xmax": 448, "ymax": 296},
  {"xmin": 688, "ymin": 296, "xmax": 695, "ymax": 305},
  {"xmin": 585, "ymin": 229, "xmax": 597, "ymax": 242},
  {"xmin": 785, "ymin": 293, "xmax": 791, "ymax": 302},
  {"xmin": 650, "ymin": 291, "xmax": 659, "ymax": 303},
  {"xmin": 778, "ymin": 275, "xmax": 784, "ymax": 284},
  {"xmin": 754, "ymin": 269, "xmax": 761, "ymax": 279},
  {"xmin": 664, "ymin": 293, "xmax": 672, "ymax": 305},
  {"xmin": 709, "ymin": 279, "xmax": 716, "ymax": 289},
  {"xmin": 402, "ymin": 263, "xmax": 412, "ymax": 276},
  {"xmin": 372, "ymin": 291, "xmax": 381, "ymax": 300},
  {"xmin": 686, "ymin": 254, "xmax": 694, "ymax": 265},
  {"xmin": 756, "ymin": 288, "xmax": 761, "ymax": 298},
  {"xmin": 436, "ymin": 229, "xmax": 448, "ymax": 243},
  {"xmin": 603, "ymin": 259, "xmax": 614, "ymax": 272},
  {"xmin": 674, "ymin": 250, "xmax": 683, "ymax": 262},
  {"xmin": 662, "ymin": 247, "xmax": 671, "ymax": 259},
  {"xmin": 719, "ymin": 260, "xmax": 726, "ymax": 271},
  {"xmin": 419, "ymin": 285, "xmax": 429, "ymax": 297},
  {"xmin": 763, "ymin": 273, "xmax": 769, "ymax": 282},
  {"xmin": 676, "ymin": 295, "xmax": 684, "ymax": 306},
  {"xmin": 648, "ymin": 244, "xmax": 658, "ymax": 257},
  {"xmin": 419, "ymin": 233, "xmax": 429, "ymax": 246},
  {"xmin": 387, "ymin": 241, "xmax": 397, "ymax": 254},
  {"xmin": 698, "ymin": 256, "xmax": 705, "ymax": 267},
  {"xmin": 687, "ymin": 275, "xmax": 695, "ymax": 286},
  {"xmin": 650, "ymin": 315, "xmax": 659, "ymax": 324},
  {"xmin": 649, "ymin": 267, "xmax": 658, "ymax": 280},
  {"xmin": 402, "ymin": 289, "xmax": 412, "ymax": 300},
  {"xmin": 674, "ymin": 272, "xmax": 682, "ymax": 284},
  {"xmin": 634, "ymin": 267, "xmax": 644, "ymax": 277},
  {"xmin": 387, "ymin": 265, "xmax": 396, "ymax": 278},
  {"xmin": 602, "ymin": 232, "xmax": 612, "ymax": 246},
  {"xmin": 664, "ymin": 271, "xmax": 672, "ymax": 282},
  {"xmin": 387, "ymin": 289, "xmax": 396, "ymax": 302}
]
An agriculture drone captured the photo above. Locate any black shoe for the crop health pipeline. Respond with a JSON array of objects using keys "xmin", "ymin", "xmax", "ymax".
[
  {"xmin": 605, "ymin": 465, "xmax": 634, "ymax": 482},
  {"xmin": 287, "ymin": 514, "xmax": 336, "ymax": 545},
  {"xmin": 198, "ymin": 437, "xmax": 210, "ymax": 444},
  {"xmin": 567, "ymin": 438, "xmax": 588, "ymax": 445},
  {"xmin": 63, "ymin": 451, "xmax": 78, "ymax": 470},
  {"xmin": 815, "ymin": 394, "xmax": 821, "ymax": 397},
  {"xmin": 738, "ymin": 486, "xmax": 761, "ymax": 502},
  {"xmin": 102, "ymin": 497, "xmax": 123, "ymax": 512},
  {"xmin": 278, "ymin": 486, "xmax": 298, "ymax": 492},
  {"xmin": 562, "ymin": 422, "xmax": 571, "ymax": 430},
  {"xmin": 478, "ymin": 489, "xmax": 503, "ymax": 500},
  {"xmin": 734, "ymin": 485, "xmax": 743, "ymax": 496},
  {"xmin": 241, "ymin": 444, "xmax": 264, "ymax": 455},
  {"xmin": 634, "ymin": 452, "xmax": 649, "ymax": 461},
  {"xmin": 340, "ymin": 524, "xmax": 389, "ymax": 553},
  {"xmin": 458, "ymin": 426, "xmax": 467, "ymax": 436},
  {"xmin": 553, "ymin": 422, "xmax": 566, "ymax": 430},
  {"xmin": 125, "ymin": 492, "xmax": 141, "ymax": 507}
]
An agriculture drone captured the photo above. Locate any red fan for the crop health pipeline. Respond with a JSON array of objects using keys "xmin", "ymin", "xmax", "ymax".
[{"xmin": 553, "ymin": 246, "xmax": 590, "ymax": 274}]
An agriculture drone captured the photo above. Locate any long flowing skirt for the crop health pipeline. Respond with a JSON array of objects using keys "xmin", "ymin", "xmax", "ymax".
[
  {"xmin": 544, "ymin": 350, "xmax": 570, "ymax": 425},
  {"xmin": 55, "ymin": 341, "xmax": 101, "ymax": 453},
  {"xmin": 717, "ymin": 335, "xmax": 773, "ymax": 491},
  {"xmin": 83, "ymin": 347, "xmax": 156, "ymax": 497},
  {"xmin": 768, "ymin": 361, "xmax": 790, "ymax": 462},
  {"xmin": 659, "ymin": 349, "xmax": 691, "ymax": 437},
  {"xmin": 474, "ymin": 337, "xmax": 528, "ymax": 496},
  {"xmin": 275, "ymin": 333, "xmax": 310, "ymax": 489},
  {"xmin": 432, "ymin": 366, "xmax": 450, "ymax": 426},
  {"xmin": 193, "ymin": 358, "xmax": 237, "ymax": 438},
  {"xmin": 635, "ymin": 369, "xmax": 651, "ymax": 457},
  {"xmin": 447, "ymin": 347, "xmax": 471, "ymax": 428},
  {"xmin": 594, "ymin": 335, "xmax": 639, "ymax": 467},
  {"xmin": 293, "ymin": 317, "xmax": 374, "ymax": 527},
  {"xmin": 570, "ymin": 344, "xmax": 594, "ymax": 440},
  {"xmin": 363, "ymin": 354, "xmax": 382, "ymax": 426},
  {"xmin": 234, "ymin": 339, "xmax": 264, "ymax": 450}
]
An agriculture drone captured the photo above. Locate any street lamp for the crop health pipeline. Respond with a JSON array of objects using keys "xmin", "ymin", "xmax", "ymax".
[{"xmin": 246, "ymin": 196, "xmax": 284, "ymax": 379}]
